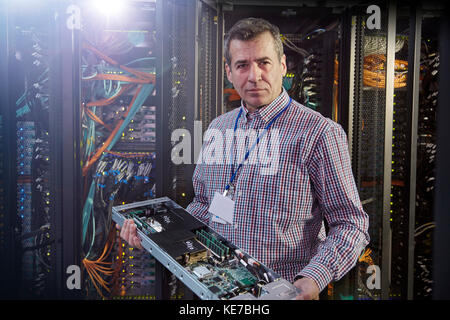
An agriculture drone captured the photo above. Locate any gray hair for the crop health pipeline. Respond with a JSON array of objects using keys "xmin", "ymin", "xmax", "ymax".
[{"xmin": 224, "ymin": 18, "xmax": 284, "ymax": 67}]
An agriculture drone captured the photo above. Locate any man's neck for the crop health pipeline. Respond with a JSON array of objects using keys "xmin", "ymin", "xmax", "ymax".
[
  {"xmin": 243, "ymin": 88, "xmax": 284, "ymax": 114},
  {"xmin": 245, "ymin": 104, "xmax": 266, "ymax": 114}
]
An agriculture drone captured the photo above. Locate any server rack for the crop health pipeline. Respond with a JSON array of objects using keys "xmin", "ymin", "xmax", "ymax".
[
  {"xmin": 0, "ymin": 0, "xmax": 82, "ymax": 299},
  {"xmin": 0, "ymin": 0, "xmax": 175, "ymax": 300},
  {"xmin": 0, "ymin": 0, "xmax": 18, "ymax": 299},
  {"xmin": 347, "ymin": 1, "xmax": 442, "ymax": 300},
  {"xmin": 433, "ymin": 9, "xmax": 450, "ymax": 300},
  {"xmin": 74, "ymin": 0, "xmax": 219, "ymax": 300},
  {"xmin": 154, "ymin": 0, "xmax": 223, "ymax": 299}
]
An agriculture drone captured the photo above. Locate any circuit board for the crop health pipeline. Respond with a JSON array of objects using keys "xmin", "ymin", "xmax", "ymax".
[{"xmin": 112, "ymin": 197, "xmax": 300, "ymax": 300}]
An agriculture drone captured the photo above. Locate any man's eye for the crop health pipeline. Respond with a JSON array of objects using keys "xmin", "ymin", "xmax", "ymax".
[{"xmin": 236, "ymin": 64, "xmax": 246, "ymax": 69}]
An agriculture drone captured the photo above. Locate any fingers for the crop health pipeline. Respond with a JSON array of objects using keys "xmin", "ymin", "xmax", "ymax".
[
  {"xmin": 294, "ymin": 291, "xmax": 319, "ymax": 300},
  {"xmin": 130, "ymin": 223, "xmax": 143, "ymax": 249},
  {"xmin": 295, "ymin": 291, "xmax": 319, "ymax": 300},
  {"xmin": 119, "ymin": 219, "xmax": 129, "ymax": 242},
  {"xmin": 118, "ymin": 219, "xmax": 142, "ymax": 249},
  {"xmin": 295, "ymin": 293, "xmax": 314, "ymax": 300}
]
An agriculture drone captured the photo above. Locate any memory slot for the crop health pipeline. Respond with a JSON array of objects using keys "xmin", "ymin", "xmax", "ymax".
[{"xmin": 195, "ymin": 230, "xmax": 229, "ymax": 258}]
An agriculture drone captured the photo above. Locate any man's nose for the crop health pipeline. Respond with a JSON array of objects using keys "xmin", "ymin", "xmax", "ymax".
[{"xmin": 248, "ymin": 63, "xmax": 262, "ymax": 83}]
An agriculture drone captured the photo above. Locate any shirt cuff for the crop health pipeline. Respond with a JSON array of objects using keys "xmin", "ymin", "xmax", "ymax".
[{"xmin": 296, "ymin": 261, "xmax": 333, "ymax": 292}]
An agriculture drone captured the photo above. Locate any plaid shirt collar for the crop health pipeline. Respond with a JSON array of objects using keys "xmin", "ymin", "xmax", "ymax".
[{"xmin": 241, "ymin": 87, "xmax": 290, "ymax": 124}]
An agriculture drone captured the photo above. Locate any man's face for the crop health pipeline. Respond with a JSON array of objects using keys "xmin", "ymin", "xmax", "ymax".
[{"xmin": 225, "ymin": 31, "xmax": 287, "ymax": 111}]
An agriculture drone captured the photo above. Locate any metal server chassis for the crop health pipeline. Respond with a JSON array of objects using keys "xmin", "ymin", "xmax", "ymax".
[{"xmin": 112, "ymin": 197, "xmax": 300, "ymax": 300}]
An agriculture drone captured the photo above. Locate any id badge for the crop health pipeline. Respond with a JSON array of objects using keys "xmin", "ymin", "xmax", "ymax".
[{"xmin": 208, "ymin": 191, "xmax": 235, "ymax": 225}]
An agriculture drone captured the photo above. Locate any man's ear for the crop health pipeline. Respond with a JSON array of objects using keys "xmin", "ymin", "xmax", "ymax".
[
  {"xmin": 281, "ymin": 54, "xmax": 287, "ymax": 77},
  {"xmin": 225, "ymin": 63, "xmax": 233, "ymax": 83}
]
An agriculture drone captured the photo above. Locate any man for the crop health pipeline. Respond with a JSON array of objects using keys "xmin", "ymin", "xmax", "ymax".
[{"xmin": 118, "ymin": 17, "xmax": 369, "ymax": 300}]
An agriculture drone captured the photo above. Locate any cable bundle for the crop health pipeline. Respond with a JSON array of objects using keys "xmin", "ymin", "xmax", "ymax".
[
  {"xmin": 81, "ymin": 42, "xmax": 155, "ymax": 177},
  {"xmin": 80, "ymin": 41, "xmax": 156, "ymax": 298},
  {"xmin": 83, "ymin": 152, "xmax": 155, "ymax": 254},
  {"xmin": 14, "ymin": 27, "xmax": 54, "ymax": 297},
  {"xmin": 82, "ymin": 227, "xmax": 123, "ymax": 299},
  {"xmin": 280, "ymin": 34, "xmax": 309, "ymax": 56},
  {"xmin": 82, "ymin": 151, "xmax": 155, "ymax": 298},
  {"xmin": 363, "ymin": 54, "xmax": 408, "ymax": 88},
  {"xmin": 364, "ymin": 35, "xmax": 405, "ymax": 56}
]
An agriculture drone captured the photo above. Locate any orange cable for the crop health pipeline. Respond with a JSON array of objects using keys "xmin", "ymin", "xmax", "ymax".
[
  {"xmin": 82, "ymin": 225, "xmax": 120, "ymax": 298},
  {"xmin": 84, "ymin": 107, "xmax": 113, "ymax": 131},
  {"xmin": 83, "ymin": 261, "xmax": 107, "ymax": 298},
  {"xmin": 85, "ymin": 73, "xmax": 153, "ymax": 84},
  {"xmin": 85, "ymin": 84, "xmax": 131, "ymax": 107},
  {"xmin": 363, "ymin": 54, "xmax": 408, "ymax": 88},
  {"xmin": 83, "ymin": 42, "xmax": 155, "ymax": 83},
  {"xmin": 82, "ymin": 85, "xmax": 142, "ymax": 176}
]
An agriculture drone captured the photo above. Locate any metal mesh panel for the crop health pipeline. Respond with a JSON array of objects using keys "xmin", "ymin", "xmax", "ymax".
[
  {"xmin": 390, "ymin": 20, "xmax": 410, "ymax": 298},
  {"xmin": 163, "ymin": 0, "xmax": 197, "ymax": 209},
  {"xmin": 169, "ymin": 1, "xmax": 190, "ymax": 204},
  {"xmin": 164, "ymin": 0, "xmax": 218, "ymax": 207},
  {"xmin": 198, "ymin": 1, "xmax": 217, "ymax": 132},
  {"xmin": 168, "ymin": 3, "xmax": 189, "ymax": 135},
  {"xmin": 351, "ymin": 13, "xmax": 388, "ymax": 300}
]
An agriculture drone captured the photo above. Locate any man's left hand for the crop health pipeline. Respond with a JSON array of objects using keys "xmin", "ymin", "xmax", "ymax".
[{"xmin": 293, "ymin": 277, "xmax": 320, "ymax": 300}]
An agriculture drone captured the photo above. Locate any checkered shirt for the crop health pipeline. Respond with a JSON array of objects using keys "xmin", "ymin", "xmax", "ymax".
[{"xmin": 186, "ymin": 88, "xmax": 370, "ymax": 292}]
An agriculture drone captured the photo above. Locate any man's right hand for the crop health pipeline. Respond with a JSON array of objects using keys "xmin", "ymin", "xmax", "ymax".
[{"xmin": 116, "ymin": 219, "xmax": 143, "ymax": 249}]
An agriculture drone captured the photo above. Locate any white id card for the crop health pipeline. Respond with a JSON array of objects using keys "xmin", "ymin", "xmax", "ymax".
[{"xmin": 208, "ymin": 192, "xmax": 235, "ymax": 224}]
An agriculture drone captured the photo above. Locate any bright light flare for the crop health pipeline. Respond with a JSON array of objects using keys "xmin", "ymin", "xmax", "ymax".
[{"xmin": 93, "ymin": 0, "xmax": 125, "ymax": 16}]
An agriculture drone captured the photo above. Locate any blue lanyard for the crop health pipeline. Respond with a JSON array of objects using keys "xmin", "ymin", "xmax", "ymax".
[{"xmin": 224, "ymin": 97, "xmax": 292, "ymax": 195}]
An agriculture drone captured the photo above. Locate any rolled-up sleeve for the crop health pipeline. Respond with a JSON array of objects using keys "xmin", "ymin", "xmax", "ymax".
[{"xmin": 297, "ymin": 122, "xmax": 370, "ymax": 292}]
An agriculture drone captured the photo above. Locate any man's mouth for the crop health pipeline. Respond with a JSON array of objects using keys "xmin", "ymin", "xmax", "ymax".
[{"xmin": 247, "ymin": 89, "xmax": 265, "ymax": 92}]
